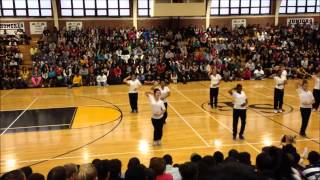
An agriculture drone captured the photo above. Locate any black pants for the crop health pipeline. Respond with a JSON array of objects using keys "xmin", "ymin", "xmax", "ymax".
[
  {"xmin": 152, "ymin": 117, "xmax": 165, "ymax": 141},
  {"xmin": 129, "ymin": 93, "xmax": 138, "ymax": 111},
  {"xmin": 210, "ymin": 88, "xmax": 219, "ymax": 108},
  {"xmin": 313, "ymin": 89, "xmax": 320, "ymax": 110},
  {"xmin": 163, "ymin": 102, "xmax": 168, "ymax": 122},
  {"xmin": 233, "ymin": 109, "xmax": 246, "ymax": 137},
  {"xmin": 274, "ymin": 88, "xmax": 284, "ymax": 110},
  {"xmin": 300, "ymin": 108, "xmax": 311, "ymax": 135}
]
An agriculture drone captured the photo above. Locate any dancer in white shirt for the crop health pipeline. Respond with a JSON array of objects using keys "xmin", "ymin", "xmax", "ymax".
[
  {"xmin": 274, "ymin": 70, "xmax": 287, "ymax": 113},
  {"xmin": 209, "ymin": 68, "xmax": 222, "ymax": 109},
  {"xmin": 159, "ymin": 80, "xmax": 170, "ymax": 123},
  {"xmin": 312, "ymin": 70, "xmax": 320, "ymax": 112},
  {"xmin": 145, "ymin": 89, "xmax": 166, "ymax": 146},
  {"xmin": 123, "ymin": 74, "xmax": 142, "ymax": 113},
  {"xmin": 228, "ymin": 84, "xmax": 248, "ymax": 140},
  {"xmin": 281, "ymin": 64, "xmax": 287, "ymax": 80},
  {"xmin": 296, "ymin": 80, "xmax": 315, "ymax": 137}
]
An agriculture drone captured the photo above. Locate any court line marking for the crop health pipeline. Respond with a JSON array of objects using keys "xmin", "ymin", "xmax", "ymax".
[
  {"xmin": 1, "ymin": 138, "xmax": 318, "ymax": 165},
  {"xmin": 0, "ymin": 97, "xmax": 39, "ymax": 136},
  {"xmin": 0, "ymin": 100, "xmax": 189, "ymax": 112},
  {"xmin": 169, "ymin": 104, "xmax": 210, "ymax": 147},
  {"xmin": 245, "ymin": 89, "xmax": 300, "ymax": 109},
  {"xmin": 0, "ymin": 124, "xmax": 70, "ymax": 131},
  {"xmin": 172, "ymin": 87, "xmax": 261, "ymax": 153},
  {"xmin": 0, "ymin": 89, "xmax": 14, "ymax": 98}
]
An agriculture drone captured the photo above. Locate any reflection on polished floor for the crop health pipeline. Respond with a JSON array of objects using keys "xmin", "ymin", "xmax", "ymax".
[{"xmin": 0, "ymin": 79, "xmax": 319, "ymax": 175}]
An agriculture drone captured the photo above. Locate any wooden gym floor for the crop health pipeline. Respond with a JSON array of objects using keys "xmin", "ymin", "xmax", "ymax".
[{"xmin": 0, "ymin": 79, "xmax": 319, "ymax": 175}]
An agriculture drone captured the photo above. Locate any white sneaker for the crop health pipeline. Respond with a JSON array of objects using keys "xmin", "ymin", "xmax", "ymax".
[
  {"xmin": 279, "ymin": 109, "xmax": 283, "ymax": 113},
  {"xmin": 274, "ymin": 110, "xmax": 278, "ymax": 114},
  {"xmin": 153, "ymin": 141, "xmax": 157, "ymax": 146}
]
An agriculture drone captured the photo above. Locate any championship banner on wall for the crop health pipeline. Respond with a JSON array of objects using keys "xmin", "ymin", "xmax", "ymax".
[
  {"xmin": 66, "ymin": 21, "xmax": 83, "ymax": 30},
  {"xmin": 232, "ymin": 19, "xmax": 246, "ymax": 30},
  {"xmin": 30, "ymin": 22, "xmax": 47, "ymax": 35},
  {"xmin": 0, "ymin": 22, "xmax": 25, "ymax": 35},
  {"xmin": 287, "ymin": 18, "xmax": 314, "ymax": 25}
]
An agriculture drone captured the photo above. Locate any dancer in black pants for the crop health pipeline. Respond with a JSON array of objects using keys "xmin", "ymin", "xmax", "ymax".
[
  {"xmin": 209, "ymin": 67, "xmax": 222, "ymax": 109},
  {"xmin": 228, "ymin": 84, "xmax": 248, "ymax": 140},
  {"xmin": 274, "ymin": 70, "xmax": 286, "ymax": 113},
  {"xmin": 296, "ymin": 80, "xmax": 315, "ymax": 137},
  {"xmin": 312, "ymin": 71, "xmax": 320, "ymax": 112},
  {"xmin": 123, "ymin": 74, "xmax": 142, "ymax": 113},
  {"xmin": 145, "ymin": 89, "xmax": 166, "ymax": 146}
]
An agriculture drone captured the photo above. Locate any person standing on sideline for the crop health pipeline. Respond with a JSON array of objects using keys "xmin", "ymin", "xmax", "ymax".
[
  {"xmin": 209, "ymin": 68, "xmax": 222, "ymax": 109},
  {"xmin": 123, "ymin": 74, "xmax": 142, "ymax": 113},
  {"xmin": 274, "ymin": 70, "xmax": 286, "ymax": 113},
  {"xmin": 145, "ymin": 89, "xmax": 166, "ymax": 146},
  {"xmin": 296, "ymin": 80, "xmax": 314, "ymax": 137},
  {"xmin": 312, "ymin": 70, "xmax": 320, "ymax": 112},
  {"xmin": 228, "ymin": 84, "xmax": 248, "ymax": 140}
]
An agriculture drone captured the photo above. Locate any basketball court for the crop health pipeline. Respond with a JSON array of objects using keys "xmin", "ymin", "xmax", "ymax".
[{"xmin": 1, "ymin": 79, "xmax": 319, "ymax": 174}]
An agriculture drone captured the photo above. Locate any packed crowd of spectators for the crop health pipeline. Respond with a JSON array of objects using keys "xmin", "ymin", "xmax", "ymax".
[
  {"xmin": 1, "ymin": 22, "xmax": 320, "ymax": 89},
  {"xmin": 0, "ymin": 31, "xmax": 29, "ymax": 89},
  {"xmin": 1, "ymin": 144, "xmax": 319, "ymax": 180}
]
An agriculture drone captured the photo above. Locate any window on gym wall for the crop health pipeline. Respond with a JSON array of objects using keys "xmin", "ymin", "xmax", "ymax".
[
  {"xmin": 59, "ymin": 0, "xmax": 130, "ymax": 17},
  {"xmin": 0, "ymin": 0, "xmax": 52, "ymax": 17},
  {"xmin": 279, "ymin": 0, "xmax": 320, "ymax": 14},
  {"xmin": 138, "ymin": 0, "xmax": 153, "ymax": 16},
  {"xmin": 210, "ymin": 0, "xmax": 271, "ymax": 16}
]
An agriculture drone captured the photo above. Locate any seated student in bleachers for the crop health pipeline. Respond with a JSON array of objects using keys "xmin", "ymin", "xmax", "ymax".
[
  {"xmin": 48, "ymin": 66, "xmax": 56, "ymax": 87},
  {"xmin": 171, "ymin": 72, "xmax": 178, "ymax": 84},
  {"xmin": 31, "ymin": 67, "xmax": 42, "ymax": 88},
  {"xmin": 242, "ymin": 67, "xmax": 252, "ymax": 80},
  {"xmin": 72, "ymin": 73, "xmax": 82, "ymax": 87},
  {"xmin": 96, "ymin": 72, "xmax": 108, "ymax": 87},
  {"xmin": 253, "ymin": 66, "xmax": 265, "ymax": 80},
  {"xmin": 63, "ymin": 67, "xmax": 73, "ymax": 88},
  {"xmin": 19, "ymin": 67, "xmax": 30, "ymax": 88}
]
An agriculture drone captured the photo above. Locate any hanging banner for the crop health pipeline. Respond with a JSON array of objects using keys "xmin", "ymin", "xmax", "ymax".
[
  {"xmin": 287, "ymin": 18, "xmax": 314, "ymax": 25},
  {"xmin": 232, "ymin": 19, "xmax": 246, "ymax": 30},
  {"xmin": 0, "ymin": 22, "xmax": 25, "ymax": 35},
  {"xmin": 66, "ymin": 21, "xmax": 83, "ymax": 30},
  {"xmin": 30, "ymin": 22, "xmax": 47, "ymax": 35}
]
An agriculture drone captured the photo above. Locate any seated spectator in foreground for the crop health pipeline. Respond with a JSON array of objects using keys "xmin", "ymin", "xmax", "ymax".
[
  {"xmin": 96, "ymin": 72, "xmax": 108, "ymax": 87},
  {"xmin": 77, "ymin": 164, "xmax": 97, "ymax": 180},
  {"xmin": 72, "ymin": 73, "xmax": 83, "ymax": 87},
  {"xmin": 109, "ymin": 159, "xmax": 123, "ymax": 180},
  {"xmin": 47, "ymin": 166, "xmax": 66, "ymax": 180},
  {"xmin": 213, "ymin": 151, "xmax": 224, "ymax": 165},
  {"xmin": 150, "ymin": 157, "xmax": 173, "ymax": 180},
  {"xmin": 64, "ymin": 163, "xmax": 78, "ymax": 180},
  {"xmin": 1, "ymin": 169, "xmax": 26, "ymax": 180},
  {"xmin": 253, "ymin": 66, "xmax": 265, "ymax": 80},
  {"xmin": 27, "ymin": 173, "xmax": 44, "ymax": 180},
  {"xmin": 163, "ymin": 154, "xmax": 182, "ymax": 180},
  {"xmin": 302, "ymin": 151, "xmax": 320, "ymax": 180},
  {"xmin": 20, "ymin": 167, "xmax": 32, "ymax": 179},
  {"xmin": 178, "ymin": 162, "xmax": 198, "ymax": 180}
]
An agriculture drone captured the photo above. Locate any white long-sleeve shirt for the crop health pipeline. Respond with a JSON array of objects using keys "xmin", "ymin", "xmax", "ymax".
[
  {"xmin": 148, "ymin": 94, "xmax": 166, "ymax": 119},
  {"xmin": 297, "ymin": 88, "xmax": 314, "ymax": 108}
]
